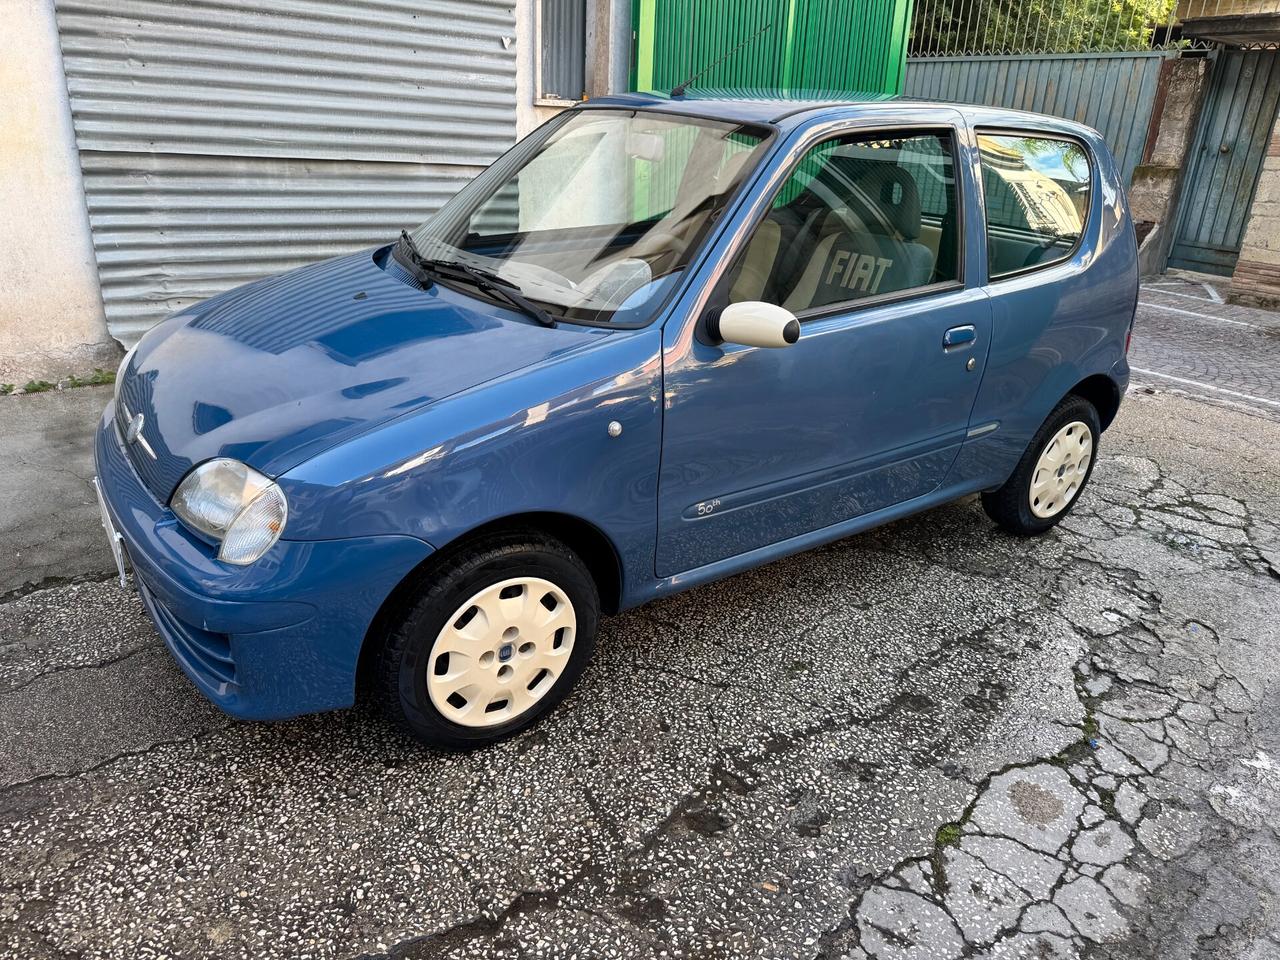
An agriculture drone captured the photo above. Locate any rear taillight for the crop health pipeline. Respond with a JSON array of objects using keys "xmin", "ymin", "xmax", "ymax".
[{"xmin": 1125, "ymin": 329, "xmax": 1132, "ymax": 355}]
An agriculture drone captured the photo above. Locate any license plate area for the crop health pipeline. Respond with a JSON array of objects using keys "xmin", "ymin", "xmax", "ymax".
[{"xmin": 92, "ymin": 476, "xmax": 131, "ymax": 588}]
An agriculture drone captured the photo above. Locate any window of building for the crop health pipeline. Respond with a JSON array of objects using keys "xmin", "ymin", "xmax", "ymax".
[{"xmin": 540, "ymin": 0, "xmax": 587, "ymax": 102}]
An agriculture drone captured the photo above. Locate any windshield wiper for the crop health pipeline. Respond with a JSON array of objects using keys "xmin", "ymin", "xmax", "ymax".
[
  {"xmin": 396, "ymin": 230, "xmax": 556, "ymax": 328},
  {"xmin": 396, "ymin": 230, "xmax": 436, "ymax": 286},
  {"xmin": 424, "ymin": 258, "xmax": 557, "ymax": 329}
]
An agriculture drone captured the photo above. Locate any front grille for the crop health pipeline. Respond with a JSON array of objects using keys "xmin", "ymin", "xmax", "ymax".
[{"xmin": 137, "ymin": 580, "xmax": 238, "ymax": 696}]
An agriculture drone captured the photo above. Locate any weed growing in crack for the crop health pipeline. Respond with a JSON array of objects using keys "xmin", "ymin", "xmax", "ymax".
[
  {"xmin": 64, "ymin": 368, "xmax": 115, "ymax": 388},
  {"xmin": 935, "ymin": 822, "xmax": 963, "ymax": 847},
  {"xmin": 1082, "ymin": 713, "xmax": 1099, "ymax": 740},
  {"xmin": 3, "ymin": 369, "xmax": 117, "ymax": 396}
]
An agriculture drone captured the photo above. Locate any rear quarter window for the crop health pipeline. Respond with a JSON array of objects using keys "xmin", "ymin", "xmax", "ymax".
[{"xmin": 977, "ymin": 132, "xmax": 1092, "ymax": 280}]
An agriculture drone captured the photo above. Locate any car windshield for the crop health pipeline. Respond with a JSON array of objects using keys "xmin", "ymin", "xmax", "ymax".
[{"xmin": 405, "ymin": 109, "xmax": 771, "ymax": 326}]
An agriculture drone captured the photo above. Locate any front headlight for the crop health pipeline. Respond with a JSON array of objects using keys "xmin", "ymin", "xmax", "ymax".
[{"xmin": 171, "ymin": 459, "xmax": 288, "ymax": 565}]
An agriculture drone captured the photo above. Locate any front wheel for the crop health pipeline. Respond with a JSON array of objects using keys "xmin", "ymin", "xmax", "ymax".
[
  {"xmin": 981, "ymin": 395, "xmax": 1101, "ymax": 536},
  {"xmin": 374, "ymin": 533, "xmax": 599, "ymax": 750}
]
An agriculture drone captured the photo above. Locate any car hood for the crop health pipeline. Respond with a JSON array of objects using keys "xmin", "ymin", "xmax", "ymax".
[{"xmin": 115, "ymin": 248, "xmax": 611, "ymax": 500}]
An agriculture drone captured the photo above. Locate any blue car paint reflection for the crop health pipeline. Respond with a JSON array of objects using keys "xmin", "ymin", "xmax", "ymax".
[{"xmin": 94, "ymin": 94, "xmax": 1136, "ymax": 721}]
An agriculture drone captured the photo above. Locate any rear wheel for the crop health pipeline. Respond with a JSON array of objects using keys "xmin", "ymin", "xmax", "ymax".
[
  {"xmin": 981, "ymin": 395, "xmax": 1100, "ymax": 536},
  {"xmin": 374, "ymin": 533, "xmax": 598, "ymax": 750}
]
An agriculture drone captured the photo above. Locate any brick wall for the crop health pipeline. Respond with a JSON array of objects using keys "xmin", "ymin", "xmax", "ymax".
[{"xmin": 1231, "ymin": 117, "xmax": 1280, "ymax": 307}]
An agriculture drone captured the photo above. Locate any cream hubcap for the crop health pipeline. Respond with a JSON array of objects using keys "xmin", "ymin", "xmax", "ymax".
[
  {"xmin": 1029, "ymin": 420, "xmax": 1092, "ymax": 519},
  {"xmin": 427, "ymin": 577, "xmax": 576, "ymax": 728}
]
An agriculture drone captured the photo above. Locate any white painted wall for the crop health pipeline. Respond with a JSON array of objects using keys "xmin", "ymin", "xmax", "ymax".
[
  {"xmin": 516, "ymin": 0, "xmax": 555, "ymax": 137},
  {"xmin": 517, "ymin": 0, "xmax": 573, "ymax": 136},
  {"xmin": 0, "ymin": 0, "xmax": 114, "ymax": 381}
]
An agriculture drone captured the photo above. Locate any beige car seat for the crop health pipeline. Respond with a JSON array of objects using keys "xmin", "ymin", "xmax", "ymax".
[{"xmin": 786, "ymin": 165, "xmax": 935, "ymax": 311}]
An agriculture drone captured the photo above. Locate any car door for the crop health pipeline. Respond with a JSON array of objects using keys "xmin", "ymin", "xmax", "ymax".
[
  {"xmin": 964, "ymin": 128, "xmax": 1113, "ymax": 484},
  {"xmin": 656, "ymin": 122, "xmax": 992, "ymax": 578}
]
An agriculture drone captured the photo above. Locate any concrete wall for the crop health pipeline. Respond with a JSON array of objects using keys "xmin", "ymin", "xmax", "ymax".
[
  {"xmin": 1230, "ymin": 115, "xmax": 1280, "ymax": 306},
  {"xmin": 1128, "ymin": 57, "xmax": 1211, "ymax": 278},
  {"xmin": 0, "ymin": 0, "xmax": 115, "ymax": 383}
]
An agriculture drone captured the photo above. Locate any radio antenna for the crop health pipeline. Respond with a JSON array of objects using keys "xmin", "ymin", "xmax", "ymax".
[{"xmin": 670, "ymin": 21, "xmax": 773, "ymax": 98}]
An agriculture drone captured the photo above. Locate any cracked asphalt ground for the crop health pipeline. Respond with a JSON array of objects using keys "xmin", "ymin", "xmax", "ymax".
[{"xmin": 3, "ymin": 281, "xmax": 1280, "ymax": 959}]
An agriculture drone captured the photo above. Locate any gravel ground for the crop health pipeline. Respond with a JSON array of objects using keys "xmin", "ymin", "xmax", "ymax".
[{"xmin": 2, "ymin": 285, "xmax": 1279, "ymax": 959}]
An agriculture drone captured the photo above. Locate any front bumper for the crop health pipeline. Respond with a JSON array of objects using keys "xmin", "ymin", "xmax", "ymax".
[{"xmin": 93, "ymin": 403, "xmax": 434, "ymax": 720}]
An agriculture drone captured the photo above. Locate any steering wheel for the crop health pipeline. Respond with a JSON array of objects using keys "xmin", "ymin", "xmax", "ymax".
[{"xmin": 576, "ymin": 258, "xmax": 655, "ymax": 310}]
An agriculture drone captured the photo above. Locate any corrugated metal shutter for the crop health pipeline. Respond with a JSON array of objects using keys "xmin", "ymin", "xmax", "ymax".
[
  {"xmin": 80, "ymin": 154, "xmax": 480, "ymax": 338},
  {"xmin": 54, "ymin": 0, "xmax": 518, "ymax": 345},
  {"xmin": 541, "ymin": 0, "xmax": 586, "ymax": 101},
  {"xmin": 904, "ymin": 52, "xmax": 1169, "ymax": 189}
]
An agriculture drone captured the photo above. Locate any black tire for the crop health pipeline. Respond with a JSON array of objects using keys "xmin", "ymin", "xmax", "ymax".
[
  {"xmin": 981, "ymin": 394, "xmax": 1101, "ymax": 536},
  {"xmin": 374, "ymin": 532, "xmax": 599, "ymax": 750}
]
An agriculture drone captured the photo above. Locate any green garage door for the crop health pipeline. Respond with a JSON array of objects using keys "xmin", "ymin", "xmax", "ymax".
[
  {"xmin": 631, "ymin": 0, "xmax": 912, "ymax": 96},
  {"xmin": 1169, "ymin": 49, "xmax": 1280, "ymax": 276}
]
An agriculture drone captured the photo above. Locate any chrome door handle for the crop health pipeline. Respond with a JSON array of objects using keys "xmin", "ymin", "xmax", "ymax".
[{"xmin": 943, "ymin": 325, "xmax": 976, "ymax": 351}]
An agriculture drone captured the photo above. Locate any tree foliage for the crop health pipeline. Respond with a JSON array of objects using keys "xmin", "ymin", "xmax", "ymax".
[{"xmin": 910, "ymin": 0, "xmax": 1178, "ymax": 55}]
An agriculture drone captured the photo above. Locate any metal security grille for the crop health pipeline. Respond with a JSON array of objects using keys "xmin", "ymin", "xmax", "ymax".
[
  {"xmin": 78, "ymin": 154, "xmax": 479, "ymax": 337},
  {"xmin": 910, "ymin": 0, "xmax": 1177, "ymax": 56},
  {"xmin": 55, "ymin": 0, "xmax": 518, "ymax": 345}
]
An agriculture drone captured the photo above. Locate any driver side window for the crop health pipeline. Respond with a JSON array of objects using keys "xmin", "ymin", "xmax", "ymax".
[{"xmin": 727, "ymin": 129, "xmax": 960, "ymax": 312}]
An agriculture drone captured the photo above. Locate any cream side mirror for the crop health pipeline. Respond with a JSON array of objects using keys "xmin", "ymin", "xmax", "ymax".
[{"xmin": 709, "ymin": 301, "xmax": 800, "ymax": 348}]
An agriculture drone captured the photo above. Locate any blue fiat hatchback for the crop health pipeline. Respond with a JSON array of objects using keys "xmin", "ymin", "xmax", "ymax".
[{"xmin": 95, "ymin": 93, "xmax": 1136, "ymax": 748}]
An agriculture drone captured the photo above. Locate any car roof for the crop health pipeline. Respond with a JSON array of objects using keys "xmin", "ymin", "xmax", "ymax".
[{"xmin": 579, "ymin": 89, "xmax": 1100, "ymax": 139}]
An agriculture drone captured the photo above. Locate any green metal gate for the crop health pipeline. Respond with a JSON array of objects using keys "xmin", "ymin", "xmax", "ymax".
[
  {"xmin": 631, "ymin": 0, "xmax": 912, "ymax": 96},
  {"xmin": 1169, "ymin": 49, "xmax": 1280, "ymax": 276}
]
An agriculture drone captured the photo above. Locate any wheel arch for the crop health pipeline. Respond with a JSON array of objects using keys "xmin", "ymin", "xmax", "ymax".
[
  {"xmin": 1066, "ymin": 373, "xmax": 1122, "ymax": 431},
  {"xmin": 354, "ymin": 511, "xmax": 624, "ymax": 697}
]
